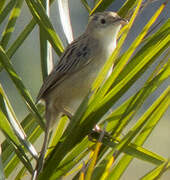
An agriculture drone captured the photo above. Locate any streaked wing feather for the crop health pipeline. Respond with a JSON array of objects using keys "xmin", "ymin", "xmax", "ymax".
[{"xmin": 36, "ymin": 34, "xmax": 96, "ymax": 102}]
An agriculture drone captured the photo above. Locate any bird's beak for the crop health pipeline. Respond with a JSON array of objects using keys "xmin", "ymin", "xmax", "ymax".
[
  {"xmin": 119, "ymin": 18, "xmax": 128, "ymax": 26},
  {"xmin": 112, "ymin": 17, "xmax": 128, "ymax": 26}
]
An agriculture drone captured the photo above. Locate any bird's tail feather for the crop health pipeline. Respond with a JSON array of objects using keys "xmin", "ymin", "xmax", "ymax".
[{"xmin": 33, "ymin": 102, "xmax": 60, "ymax": 179}]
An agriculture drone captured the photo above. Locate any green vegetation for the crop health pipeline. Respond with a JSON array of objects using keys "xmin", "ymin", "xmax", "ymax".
[{"xmin": 0, "ymin": 0, "xmax": 169, "ymax": 179}]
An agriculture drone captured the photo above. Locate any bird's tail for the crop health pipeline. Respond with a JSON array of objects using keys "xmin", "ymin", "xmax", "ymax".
[{"xmin": 33, "ymin": 101, "xmax": 60, "ymax": 179}]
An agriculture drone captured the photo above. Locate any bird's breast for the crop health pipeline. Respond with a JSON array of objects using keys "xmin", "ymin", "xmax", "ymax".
[{"xmin": 48, "ymin": 43, "xmax": 116, "ymax": 114}]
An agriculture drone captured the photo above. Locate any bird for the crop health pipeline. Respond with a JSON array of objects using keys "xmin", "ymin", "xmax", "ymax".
[{"xmin": 35, "ymin": 11, "xmax": 127, "ymax": 176}]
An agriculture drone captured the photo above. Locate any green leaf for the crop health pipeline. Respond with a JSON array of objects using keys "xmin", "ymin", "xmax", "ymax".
[
  {"xmin": 25, "ymin": 0, "xmax": 64, "ymax": 56},
  {"xmin": 113, "ymin": 18, "xmax": 170, "ymax": 87},
  {"xmin": 85, "ymin": 142, "xmax": 102, "ymax": 180},
  {"xmin": 0, "ymin": 85, "xmax": 38, "ymax": 175},
  {"xmin": 39, "ymin": 0, "xmax": 53, "ymax": 80},
  {"xmin": 105, "ymin": 57, "xmax": 170, "ymax": 137},
  {"xmin": 6, "ymin": 19, "xmax": 36, "ymax": 59},
  {"xmin": 0, "ymin": 86, "xmax": 38, "ymax": 159},
  {"xmin": 0, "ymin": 0, "xmax": 56, "ymax": 66},
  {"xmin": 0, "ymin": 85, "xmax": 38, "ymax": 159},
  {"xmin": 0, "ymin": 145, "xmax": 5, "ymax": 180},
  {"xmin": 55, "ymin": 138, "xmax": 91, "ymax": 178},
  {"xmin": 2, "ymin": 104, "xmax": 44, "ymax": 177},
  {"xmin": 92, "ymin": 149, "xmax": 114, "ymax": 180},
  {"xmin": 81, "ymin": 0, "xmax": 91, "ymax": 13},
  {"xmin": 0, "ymin": 99, "xmax": 20, "ymax": 146},
  {"xmin": 14, "ymin": 164, "xmax": 27, "ymax": 180},
  {"xmin": 0, "ymin": 46, "xmax": 45, "ymax": 129},
  {"xmin": 92, "ymin": 84, "xmax": 170, "ymax": 180},
  {"xmin": 45, "ymin": 116, "xmax": 68, "ymax": 157},
  {"xmin": 0, "ymin": 0, "xmax": 24, "ymax": 49},
  {"xmin": 112, "ymin": 87, "xmax": 170, "ymax": 156},
  {"xmin": 0, "ymin": 0, "xmax": 6, "ymax": 12},
  {"xmin": 93, "ymin": 133, "xmax": 166, "ymax": 166},
  {"xmin": 1, "ymin": 0, "xmax": 168, "ymax": 179},
  {"xmin": 99, "ymin": 154, "xmax": 114, "ymax": 180},
  {"xmin": 0, "ymin": 110, "xmax": 33, "ymax": 175},
  {"xmin": 90, "ymin": 0, "xmax": 116, "ymax": 15},
  {"xmin": 0, "ymin": 0, "xmax": 17, "ymax": 25},
  {"xmin": 140, "ymin": 161, "xmax": 170, "ymax": 180},
  {"xmin": 118, "ymin": 0, "xmax": 137, "ymax": 17},
  {"xmin": 108, "ymin": 84, "xmax": 170, "ymax": 179}
]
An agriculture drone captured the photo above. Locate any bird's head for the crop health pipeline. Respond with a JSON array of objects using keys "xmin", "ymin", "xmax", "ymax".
[{"xmin": 86, "ymin": 11, "xmax": 128, "ymax": 40}]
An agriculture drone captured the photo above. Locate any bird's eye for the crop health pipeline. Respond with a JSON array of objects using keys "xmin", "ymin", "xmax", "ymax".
[{"xmin": 100, "ymin": 18, "xmax": 106, "ymax": 24}]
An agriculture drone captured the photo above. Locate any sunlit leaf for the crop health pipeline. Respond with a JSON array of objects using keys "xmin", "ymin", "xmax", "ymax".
[
  {"xmin": 0, "ymin": 0, "xmax": 17, "ymax": 25},
  {"xmin": 0, "ymin": 46, "xmax": 45, "ymax": 129},
  {"xmin": 0, "ymin": 0, "xmax": 23, "ymax": 49}
]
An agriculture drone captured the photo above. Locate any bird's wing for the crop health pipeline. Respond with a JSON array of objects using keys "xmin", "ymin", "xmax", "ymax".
[{"xmin": 36, "ymin": 34, "xmax": 98, "ymax": 102}]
